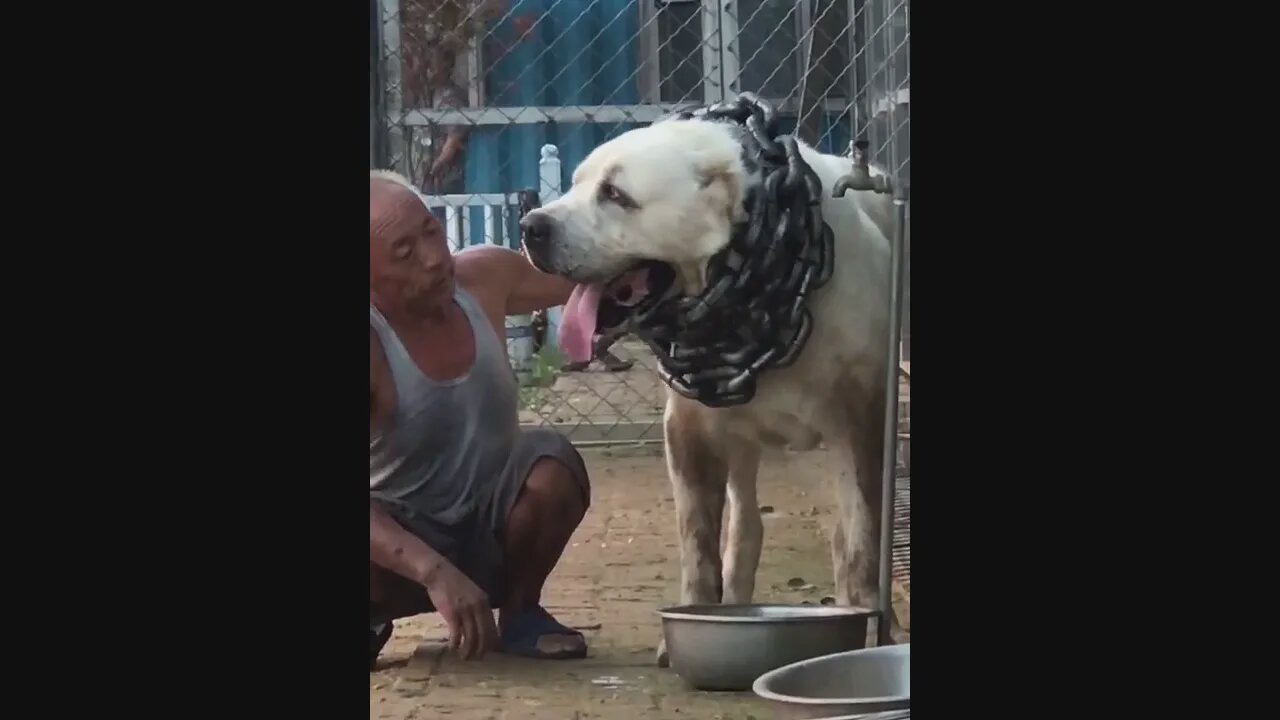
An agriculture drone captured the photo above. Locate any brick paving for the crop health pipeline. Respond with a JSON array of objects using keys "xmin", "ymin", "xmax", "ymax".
[{"xmin": 370, "ymin": 446, "xmax": 909, "ymax": 720}]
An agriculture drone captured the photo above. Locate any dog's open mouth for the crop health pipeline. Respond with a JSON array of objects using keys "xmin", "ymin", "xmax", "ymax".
[{"xmin": 558, "ymin": 260, "xmax": 676, "ymax": 363}]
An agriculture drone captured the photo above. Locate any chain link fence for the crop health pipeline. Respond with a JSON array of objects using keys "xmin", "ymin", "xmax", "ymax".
[{"xmin": 372, "ymin": 0, "xmax": 909, "ymax": 451}]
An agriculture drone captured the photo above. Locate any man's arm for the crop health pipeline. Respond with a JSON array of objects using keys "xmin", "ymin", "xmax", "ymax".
[
  {"xmin": 429, "ymin": 84, "xmax": 470, "ymax": 177},
  {"xmin": 456, "ymin": 245, "xmax": 577, "ymax": 316},
  {"xmin": 370, "ymin": 501, "xmax": 445, "ymax": 586},
  {"xmin": 369, "ymin": 333, "xmax": 498, "ymax": 659},
  {"xmin": 432, "ymin": 133, "xmax": 465, "ymax": 171},
  {"xmin": 371, "ymin": 333, "xmax": 445, "ymax": 583}
]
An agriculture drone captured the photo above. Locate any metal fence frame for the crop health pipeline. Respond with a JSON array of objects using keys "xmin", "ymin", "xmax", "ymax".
[
  {"xmin": 372, "ymin": 0, "xmax": 909, "ymax": 449},
  {"xmin": 373, "ymin": 1, "xmax": 881, "ymax": 151}
]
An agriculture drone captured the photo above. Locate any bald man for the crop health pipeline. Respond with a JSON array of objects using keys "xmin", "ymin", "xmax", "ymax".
[{"xmin": 369, "ymin": 171, "xmax": 591, "ymax": 666}]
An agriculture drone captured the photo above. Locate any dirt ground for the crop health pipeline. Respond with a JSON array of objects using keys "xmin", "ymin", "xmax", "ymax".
[{"xmin": 370, "ymin": 445, "xmax": 910, "ymax": 720}]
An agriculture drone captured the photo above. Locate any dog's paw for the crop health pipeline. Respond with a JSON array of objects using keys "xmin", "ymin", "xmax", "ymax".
[{"xmin": 656, "ymin": 638, "xmax": 670, "ymax": 668}]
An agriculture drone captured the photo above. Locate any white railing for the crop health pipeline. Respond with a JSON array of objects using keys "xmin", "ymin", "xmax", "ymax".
[
  {"xmin": 422, "ymin": 193, "xmax": 521, "ymax": 252},
  {"xmin": 421, "ymin": 145, "xmax": 562, "ymax": 253}
]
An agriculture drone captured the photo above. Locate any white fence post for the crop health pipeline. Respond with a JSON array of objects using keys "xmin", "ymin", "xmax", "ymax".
[
  {"xmin": 539, "ymin": 144, "xmax": 562, "ymax": 201},
  {"xmin": 538, "ymin": 144, "xmax": 565, "ymax": 351}
]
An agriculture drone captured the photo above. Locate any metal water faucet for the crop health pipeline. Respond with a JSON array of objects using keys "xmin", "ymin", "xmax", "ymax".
[{"xmin": 832, "ymin": 140, "xmax": 894, "ymax": 197}]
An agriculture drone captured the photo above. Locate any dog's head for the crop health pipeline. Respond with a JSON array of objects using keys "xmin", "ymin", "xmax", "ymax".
[{"xmin": 520, "ymin": 120, "xmax": 752, "ymax": 361}]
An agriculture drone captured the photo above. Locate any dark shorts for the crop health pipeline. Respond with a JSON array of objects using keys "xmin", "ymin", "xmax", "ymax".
[{"xmin": 370, "ymin": 429, "xmax": 589, "ymax": 625}]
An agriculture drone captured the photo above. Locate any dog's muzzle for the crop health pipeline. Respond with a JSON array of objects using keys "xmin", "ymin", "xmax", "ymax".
[{"xmin": 519, "ymin": 211, "xmax": 556, "ymax": 273}]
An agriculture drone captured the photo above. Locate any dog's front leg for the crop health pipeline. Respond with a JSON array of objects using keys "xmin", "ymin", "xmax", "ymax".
[
  {"xmin": 722, "ymin": 437, "xmax": 763, "ymax": 604},
  {"xmin": 657, "ymin": 406, "xmax": 728, "ymax": 667}
]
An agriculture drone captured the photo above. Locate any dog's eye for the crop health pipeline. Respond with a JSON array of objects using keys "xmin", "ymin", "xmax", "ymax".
[{"xmin": 599, "ymin": 182, "xmax": 636, "ymax": 209}]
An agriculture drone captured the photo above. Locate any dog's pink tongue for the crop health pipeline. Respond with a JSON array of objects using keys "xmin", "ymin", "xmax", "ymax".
[{"xmin": 559, "ymin": 283, "xmax": 605, "ymax": 363}]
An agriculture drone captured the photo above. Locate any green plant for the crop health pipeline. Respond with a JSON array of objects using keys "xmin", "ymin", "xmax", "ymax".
[
  {"xmin": 528, "ymin": 344, "xmax": 563, "ymax": 386},
  {"xmin": 518, "ymin": 344, "xmax": 564, "ymax": 411}
]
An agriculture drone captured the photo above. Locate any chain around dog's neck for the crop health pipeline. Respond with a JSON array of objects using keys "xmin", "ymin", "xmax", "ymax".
[{"xmin": 628, "ymin": 93, "xmax": 836, "ymax": 408}]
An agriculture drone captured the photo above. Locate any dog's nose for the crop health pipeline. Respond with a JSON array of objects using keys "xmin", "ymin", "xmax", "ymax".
[{"xmin": 520, "ymin": 211, "xmax": 553, "ymax": 254}]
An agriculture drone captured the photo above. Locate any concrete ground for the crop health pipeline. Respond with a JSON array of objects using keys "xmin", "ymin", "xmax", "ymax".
[{"xmin": 370, "ymin": 446, "xmax": 910, "ymax": 720}]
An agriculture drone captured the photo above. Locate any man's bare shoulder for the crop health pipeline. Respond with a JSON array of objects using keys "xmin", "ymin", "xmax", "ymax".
[
  {"xmin": 455, "ymin": 244, "xmax": 521, "ymax": 267},
  {"xmin": 454, "ymin": 245, "xmax": 522, "ymax": 297}
]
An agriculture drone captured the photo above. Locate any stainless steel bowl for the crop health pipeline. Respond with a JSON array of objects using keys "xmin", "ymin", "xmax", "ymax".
[
  {"xmin": 656, "ymin": 604, "xmax": 876, "ymax": 691},
  {"xmin": 798, "ymin": 707, "xmax": 911, "ymax": 712},
  {"xmin": 752, "ymin": 643, "xmax": 910, "ymax": 719}
]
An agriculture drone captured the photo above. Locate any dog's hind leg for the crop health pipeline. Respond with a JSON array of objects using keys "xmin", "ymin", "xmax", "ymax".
[
  {"xmin": 722, "ymin": 437, "xmax": 763, "ymax": 605},
  {"xmin": 657, "ymin": 398, "xmax": 728, "ymax": 667},
  {"xmin": 831, "ymin": 375, "xmax": 904, "ymax": 642},
  {"xmin": 831, "ymin": 444, "xmax": 879, "ymax": 611}
]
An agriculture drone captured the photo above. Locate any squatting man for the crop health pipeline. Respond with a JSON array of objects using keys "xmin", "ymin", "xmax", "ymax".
[{"xmin": 370, "ymin": 170, "xmax": 595, "ymax": 665}]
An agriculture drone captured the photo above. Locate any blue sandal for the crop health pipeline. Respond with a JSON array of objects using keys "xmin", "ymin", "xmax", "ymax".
[
  {"xmin": 370, "ymin": 621, "xmax": 393, "ymax": 670},
  {"xmin": 499, "ymin": 605, "xmax": 588, "ymax": 660}
]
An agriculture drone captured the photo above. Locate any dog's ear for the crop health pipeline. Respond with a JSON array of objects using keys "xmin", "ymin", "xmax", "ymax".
[
  {"xmin": 695, "ymin": 162, "xmax": 727, "ymax": 189},
  {"xmin": 695, "ymin": 159, "xmax": 745, "ymax": 222}
]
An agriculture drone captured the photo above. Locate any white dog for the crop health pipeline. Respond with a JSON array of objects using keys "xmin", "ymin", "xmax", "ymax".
[{"xmin": 520, "ymin": 109, "xmax": 900, "ymax": 663}]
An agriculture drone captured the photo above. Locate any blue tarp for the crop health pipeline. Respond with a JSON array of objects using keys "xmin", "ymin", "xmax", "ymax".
[{"xmin": 462, "ymin": 0, "xmax": 851, "ymax": 246}]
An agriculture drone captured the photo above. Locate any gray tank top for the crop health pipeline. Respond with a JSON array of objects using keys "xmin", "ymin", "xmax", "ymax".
[{"xmin": 369, "ymin": 286, "xmax": 519, "ymax": 527}]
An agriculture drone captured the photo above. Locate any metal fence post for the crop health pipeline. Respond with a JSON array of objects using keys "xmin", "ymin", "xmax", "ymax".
[
  {"xmin": 538, "ymin": 144, "xmax": 564, "ymax": 351},
  {"xmin": 376, "ymin": 0, "xmax": 405, "ymax": 176},
  {"xmin": 369, "ymin": 0, "xmax": 380, "ymax": 168}
]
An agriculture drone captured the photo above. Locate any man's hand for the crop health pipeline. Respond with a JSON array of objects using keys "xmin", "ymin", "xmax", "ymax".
[
  {"xmin": 371, "ymin": 501, "xmax": 497, "ymax": 659},
  {"xmin": 424, "ymin": 560, "xmax": 499, "ymax": 660}
]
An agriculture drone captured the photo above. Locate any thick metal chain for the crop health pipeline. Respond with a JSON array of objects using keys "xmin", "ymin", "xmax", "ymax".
[{"xmin": 631, "ymin": 93, "xmax": 835, "ymax": 408}]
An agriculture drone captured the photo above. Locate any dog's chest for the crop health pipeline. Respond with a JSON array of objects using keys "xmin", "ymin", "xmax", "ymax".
[
  {"xmin": 720, "ymin": 301, "xmax": 886, "ymax": 453},
  {"xmin": 724, "ymin": 380, "xmax": 826, "ymax": 451}
]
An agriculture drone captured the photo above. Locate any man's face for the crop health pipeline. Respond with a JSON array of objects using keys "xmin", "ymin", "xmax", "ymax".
[{"xmin": 370, "ymin": 180, "xmax": 454, "ymax": 315}]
